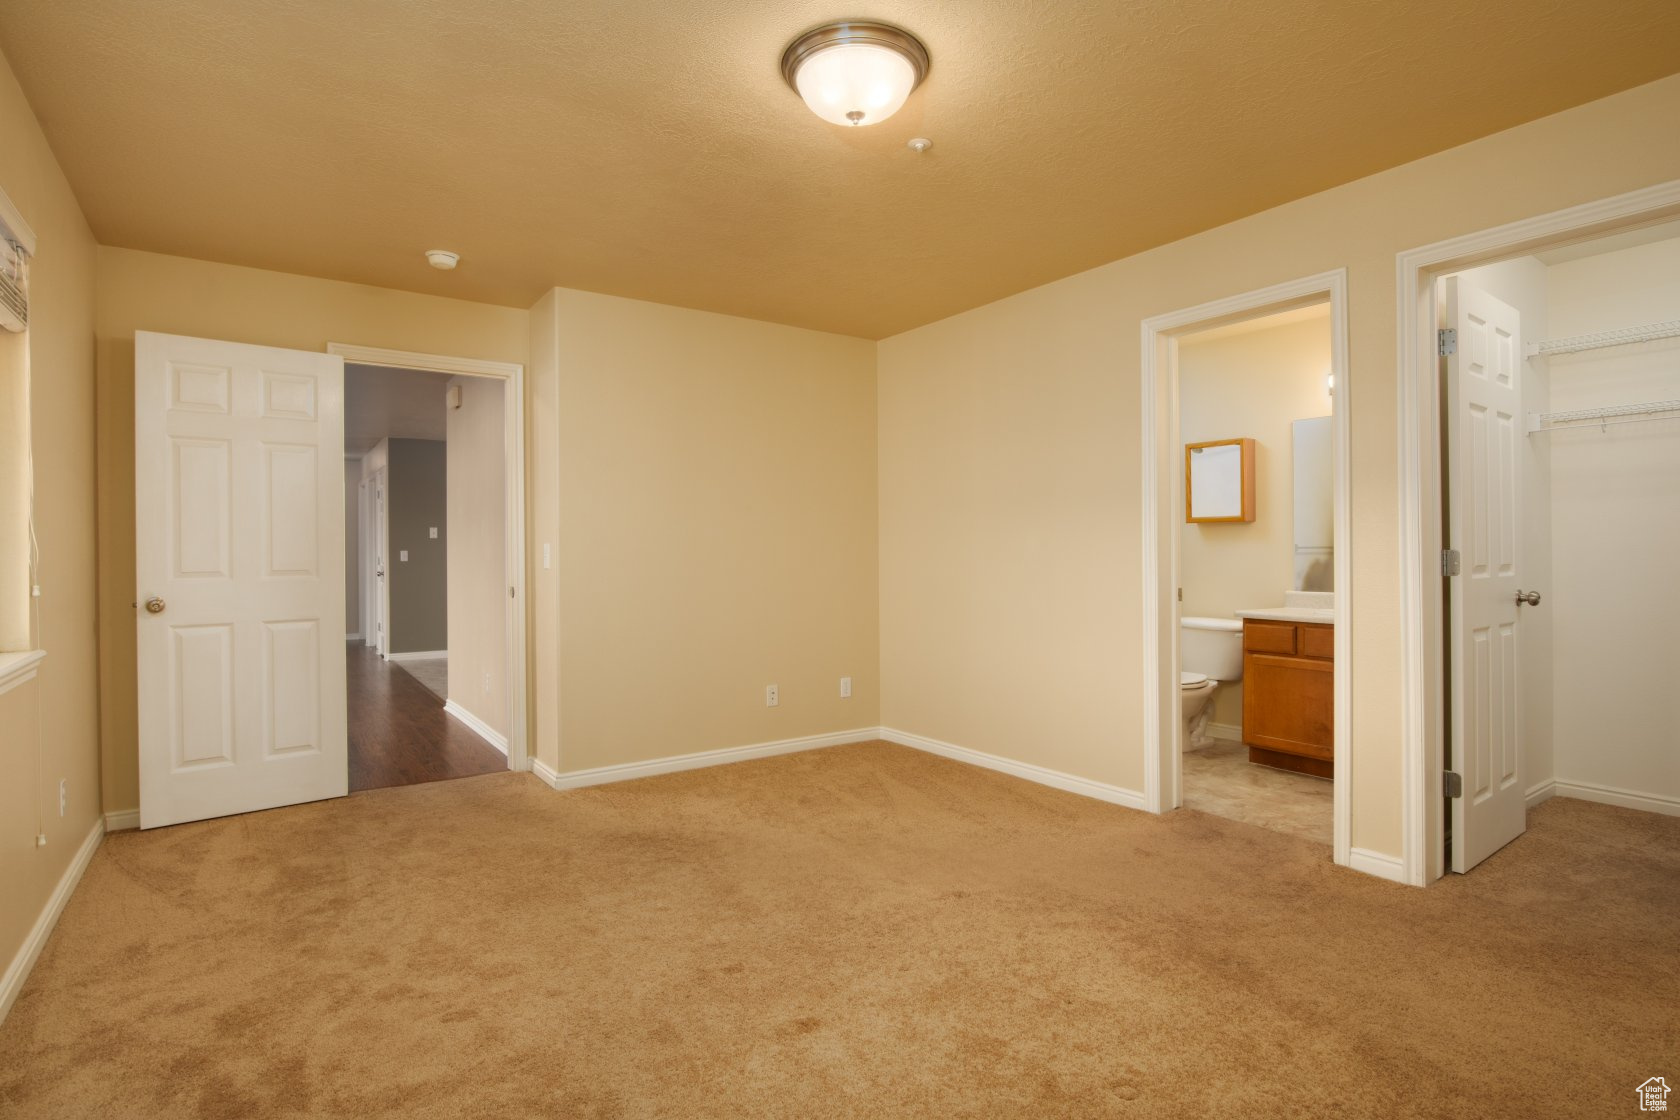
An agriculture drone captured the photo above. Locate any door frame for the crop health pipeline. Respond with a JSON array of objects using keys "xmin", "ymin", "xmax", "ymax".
[
  {"xmin": 356, "ymin": 471, "xmax": 372, "ymax": 643},
  {"xmin": 1140, "ymin": 268, "xmax": 1353, "ymax": 868},
  {"xmin": 1395, "ymin": 179, "xmax": 1680, "ymax": 885},
  {"xmin": 367, "ymin": 465, "xmax": 389, "ymax": 656},
  {"xmin": 348, "ymin": 455, "xmax": 366, "ymax": 642},
  {"xmin": 329, "ymin": 343, "xmax": 530, "ymax": 775}
]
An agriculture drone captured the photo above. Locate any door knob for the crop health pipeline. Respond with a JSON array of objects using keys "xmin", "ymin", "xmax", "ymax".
[
  {"xmin": 1515, "ymin": 590, "xmax": 1542, "ymax": 606},
  {"xmin": 144, "ymin": 597, "xmax": 166, "ymax": 614}
]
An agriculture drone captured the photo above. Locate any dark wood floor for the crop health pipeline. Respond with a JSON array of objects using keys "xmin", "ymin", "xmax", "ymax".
[{"xmin": 348, "ymin": 642, "xmax": 507, "ymax": 792}]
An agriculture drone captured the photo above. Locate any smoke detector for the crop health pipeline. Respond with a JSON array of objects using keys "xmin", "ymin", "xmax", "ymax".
[{"xmin": 425, "ymin": 249, "xmax": 460, "ymax": 271}]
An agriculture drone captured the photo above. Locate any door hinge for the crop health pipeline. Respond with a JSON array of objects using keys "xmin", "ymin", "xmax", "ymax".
[
  {"xmin": 1441, "ymin": 549, "xmax": 1461, "ymax": 577},
  {"xmin": 1444, "ymin": 770, "xmax": 1464, "ymax": 798},
  {"xmin": 1438, "ymin": 328, "xmax": 1457, "ymax": 357},
  {"xmin": 509, "ymin": 586, "xmax": 516, "ymax": 599}
]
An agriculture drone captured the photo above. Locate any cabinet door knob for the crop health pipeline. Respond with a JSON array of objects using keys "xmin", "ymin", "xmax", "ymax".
[{"xmin": 144, "ymin": 597, "xmax": 166, "ymax": 614}]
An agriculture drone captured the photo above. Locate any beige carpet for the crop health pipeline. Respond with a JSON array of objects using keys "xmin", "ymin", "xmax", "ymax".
[{"xmin": 1, "ymin": 741, "xmax": 1675, "ymax": 1119}]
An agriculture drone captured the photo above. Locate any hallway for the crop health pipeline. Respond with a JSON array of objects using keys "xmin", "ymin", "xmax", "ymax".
[{"xmin": 347, "ymin": 643, "xmax": 507, "ymax": 792}]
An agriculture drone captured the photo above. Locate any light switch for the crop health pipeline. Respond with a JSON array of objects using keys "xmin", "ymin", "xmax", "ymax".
[
  {"xmin": 399, "ymin": 550, "xmax": 408, "ymax": 562},
  {"xmin": 429, "ymin": 527, "xmax": 438, "ymax": 539}
]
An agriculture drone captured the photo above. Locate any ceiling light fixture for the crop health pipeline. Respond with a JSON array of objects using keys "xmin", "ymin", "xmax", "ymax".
[
  {"xmin": 781, "ymin": 21, "xmax": 930, "ymax": 128},
  {"xmin": 425, "ymin": 249, "xmax": 459, "ymax": 271}
]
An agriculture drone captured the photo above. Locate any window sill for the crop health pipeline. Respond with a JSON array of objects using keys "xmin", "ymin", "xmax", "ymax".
[{"xmin": 0, "ymin": 649, "xmax": 46, "ymax": 697}]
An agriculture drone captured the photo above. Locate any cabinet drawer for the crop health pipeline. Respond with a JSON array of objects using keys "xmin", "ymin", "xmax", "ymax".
[
  {"xmin": 1243, "ymin": 620, "xmax": 1296, "ymax": 655},
  {"xmin": 1300, "ymin": 624, "xmax": 1334, "ymax": 659}
]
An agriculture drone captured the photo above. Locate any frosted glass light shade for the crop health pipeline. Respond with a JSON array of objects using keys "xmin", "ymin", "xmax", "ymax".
[
  {"xmin": 794, "ymin": 43, "xmax": 916, "ymax": 127},
  {"xmin": 781, "ymin": 22, "xmax": 930, "ymax": 128}
]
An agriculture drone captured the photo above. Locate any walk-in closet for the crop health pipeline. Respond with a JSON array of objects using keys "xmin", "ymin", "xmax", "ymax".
[{"xmin": 1442, "ymin": 220, "xmax": 1680, "ymax": 869}]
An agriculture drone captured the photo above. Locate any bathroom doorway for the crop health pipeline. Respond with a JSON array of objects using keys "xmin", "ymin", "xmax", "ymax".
[
  {"xmin": 1175, "ymin": 304, "xmax": 1336, "ymax": 845},
  {"xmin": 1140, "ymin": 270, "xmax": 1355, "ymax": 868}
]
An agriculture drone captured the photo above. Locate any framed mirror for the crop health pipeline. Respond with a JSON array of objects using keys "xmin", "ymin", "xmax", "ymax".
[{"xmin": 1185, "ymin": 437, "xmax": 1255, "ymax": 522}]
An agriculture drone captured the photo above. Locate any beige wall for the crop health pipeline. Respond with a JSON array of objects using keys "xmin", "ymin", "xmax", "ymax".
[
  {"xmin": 1179, "ymin": 310, "xmax": 1333, "ymax": 728},
  {"xmin": 1546, "ymin": 235, "xmax": 1680, "ymax": 803},
  {"xmin": 95, "ymin": 248, "xmax": 529, "ymax": 812},
  {"xmin": 446, "ymin": 375, "xmax": 508, "ymax": 735},
  {"xmin": 0, "ymin": 42, "xmax": 101, "ymax": 1002},
  {"xmin": 879, "ymin": 75, "xmax": 1680, "ymax": 858},
  {"xmin": 540, "ymin": 288, "xmax": 879, "ymax": 773}
]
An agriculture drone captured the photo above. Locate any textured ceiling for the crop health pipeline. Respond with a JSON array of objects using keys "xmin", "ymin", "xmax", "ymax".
[{"xmin": 2, "ymin": 1, "xmax": 1678, "ymax": 339}]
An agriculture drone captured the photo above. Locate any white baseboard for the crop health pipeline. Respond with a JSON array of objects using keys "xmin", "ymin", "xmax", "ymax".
[
  {"xmin": 531, "ymin": 757, "xmax": 562, "ymax": 788},
  {"xmin": 1206, "ymin": 722, "xmax": 1242, "ymax": 743},
  {"xmin": 879, "ymin": 727, "xmax": 1147, "ymax": 811},
  {"xmin": 529, "ymin": 728, "xmax": 879, "ymax": 791},
  {"xmin": 345, "ymin": 632, "xmax": 361, "ymax": 642},
  {"xmin": 443, "ymin": 700, "xmax": 509, "ymax": 755},
  {"xmin": 1, "ymin": 818, "xmax": 103, "ymax": 1024},
  {"xmin": 1346, "ymin": 846, "xmax": 1408, "ymax": 884},
  {"xmin": 386, "ymin": 649, "xmax": 447, "ymax": 663},
  {"xmin": 1526, "ymin": 778, "xmax": 1557, "ymax": 809},
  {"xmin": 1548, "ymin": 778, "xmax": 1680, "ymax": 818},
  {"xmin": 103, "ymin": 809, "xmax": 140, "ymax": 832}
]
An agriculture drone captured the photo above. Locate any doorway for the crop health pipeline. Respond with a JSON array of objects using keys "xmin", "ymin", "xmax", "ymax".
[
  {"xmin": 1175, "ymin": 303, "xmax": 1336, "ymax": 845},
  {"xmin": 1433, "ymin": 220, "xmax": 1680, "ymax": 872},
  {"xmin": 341, "ymin": 352, "xmax": 523, "ymax": 790},
  {"xmin": 1397, "ymin": 179, "xmax": 1680, "ymax": 884},
  {"xmin": 1140, "ymin": 269, "xmax": 1354, "ymax": 868},
  {"xmin": 133, "ymin": 334, "xmax": 528, "ymax": 829}
]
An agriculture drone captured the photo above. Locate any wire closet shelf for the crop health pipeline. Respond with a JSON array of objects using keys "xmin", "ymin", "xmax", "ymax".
[{"xmin": 1525, "ymin": 316, "xmax": 1680, "ymax": 435}]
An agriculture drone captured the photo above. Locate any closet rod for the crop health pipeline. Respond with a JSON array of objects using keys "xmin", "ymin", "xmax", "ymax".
[
  {"xmin": 1525, "ymin": 318, "xmax": 1680, "ymax": 358},
  {"xmin": 1526, "ymin": 398, "xmax": 1680, "ymax": 434}
]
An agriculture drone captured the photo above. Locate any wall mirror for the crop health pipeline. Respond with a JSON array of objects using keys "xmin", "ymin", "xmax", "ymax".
[
  {"xmin": 1185, "ymin": 437, "xmax": 1255, "ymax": 523},
  {"xmin": 1291, "ymin": 416, "xmax": 1333, "ymax": 590}
]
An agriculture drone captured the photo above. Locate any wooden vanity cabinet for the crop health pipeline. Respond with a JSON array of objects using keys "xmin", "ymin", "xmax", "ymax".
[{"xmin": 1241, "ymin": 619, "xmax": 1333, "ymax": 778}]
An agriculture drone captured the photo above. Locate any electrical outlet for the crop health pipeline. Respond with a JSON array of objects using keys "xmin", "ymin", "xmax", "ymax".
[
  {"xmin": 483, "ymin": 671, "xmax": 492, "ymax": 694},
  {"xmin": 399, "ymin": 550, "xmax": 408, "ymax": 562},
  {"xmin": 542, "ymin": 543, "xmax": 551, "ymax": 570},
  {"xmin": 429, "ymin": 527, "xmax": 438, "ymax": 539},
  {"xmin": 840, "ymin": 676, "xmax": 852, "ymax": 699},
  {"xmin": 765, "ymin": 684, "xmax": 779, "ymax": 708},
  {"xmin": 58, "ymin": 779, "xmax": 66, "ymax": 818}
]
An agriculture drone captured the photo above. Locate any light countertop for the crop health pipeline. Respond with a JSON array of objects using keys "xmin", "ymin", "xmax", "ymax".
[{"xmin": 1235, "ymin": 607, "xmax": 1335, "ymax": 624}]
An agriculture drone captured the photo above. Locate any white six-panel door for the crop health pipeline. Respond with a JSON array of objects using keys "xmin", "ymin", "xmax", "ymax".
[
  {"xmin": 136, "ymin": 332, "xmax": 347, "ymax": 828},
  {"xmin": 1444, "ymin": 280, "xmax": 1528, "ymax": 872}
]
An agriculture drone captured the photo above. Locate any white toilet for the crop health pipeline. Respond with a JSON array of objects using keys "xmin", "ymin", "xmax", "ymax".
[{"xmin": 1181, "ymin": 617, "xmax": 1244, "ymax": 750}]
